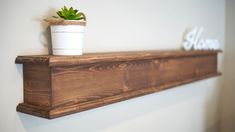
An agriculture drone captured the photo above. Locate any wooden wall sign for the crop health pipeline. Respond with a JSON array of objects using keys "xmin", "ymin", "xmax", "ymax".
[{"xmin": 15, "ymin": 50, "xmax": 221, "ymax": 119}]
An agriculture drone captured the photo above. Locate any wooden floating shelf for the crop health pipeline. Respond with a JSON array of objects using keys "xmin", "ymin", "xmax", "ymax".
[{"xmin": 16, "ymin": 50, "xmax": 221, "ymax": 119}]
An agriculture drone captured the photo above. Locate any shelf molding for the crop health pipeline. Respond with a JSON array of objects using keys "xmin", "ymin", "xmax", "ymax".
[{"xmin": 16, "ymin": 50, "xmax": 221, "ymax": 119}]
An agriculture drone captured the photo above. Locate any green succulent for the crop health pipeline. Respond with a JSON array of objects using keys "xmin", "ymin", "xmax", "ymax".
[{"xmin": 54, "ymin": 6, "xmax": 86, "ymax": 21}]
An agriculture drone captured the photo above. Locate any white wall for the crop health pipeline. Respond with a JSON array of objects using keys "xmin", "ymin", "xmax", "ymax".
[
  {"xmin": 220, "ymin": 0, "xmax": 235, "ymax": 131},
  {"xmin": 0, "ymin": 0, "xmax": 225, "ymax": 132}
]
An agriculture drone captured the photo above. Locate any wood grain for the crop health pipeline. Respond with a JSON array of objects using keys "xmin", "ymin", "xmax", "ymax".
[
  {"xmin": 23, "ymin": 64, "xmax": 51, "ymax": 107},
  {"xmin": 15, "ymin": 50, "xmax": 221, "ymax": 66},
  {"xmin": 16, "ymin": 50, "xmax": 221, "ymax": 119}
]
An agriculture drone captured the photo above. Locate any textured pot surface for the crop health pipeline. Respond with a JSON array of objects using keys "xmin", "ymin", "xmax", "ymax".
[{"xmin": 51, "ymin": 24, "xmax": 85, "ymax": 55}]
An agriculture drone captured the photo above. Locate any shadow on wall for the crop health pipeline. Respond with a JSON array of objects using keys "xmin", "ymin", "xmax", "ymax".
[
  {"xmin": 39, "ymin": 26, "xmax": 52, "ymax": 55},
  {"xmin": 38, "ymin": 8, "xmax": 55, "ymax": 55},
  {"xmin": 16, "ymin": 78, "xmax": 220, "ymax": 132},
  {"xmin": 204, "ymin": 77, "xmax": 223, "ymax": 132}
]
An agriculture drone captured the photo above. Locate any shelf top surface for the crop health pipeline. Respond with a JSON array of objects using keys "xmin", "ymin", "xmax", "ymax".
[{"xmin": 15, "ymin": 50, "xmax": 221, "ymax": 67}]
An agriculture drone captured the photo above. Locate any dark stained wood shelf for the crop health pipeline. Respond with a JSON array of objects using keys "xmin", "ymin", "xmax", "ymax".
[{"xmin": 16, "ymin": 50, "xmax": 221, "ymax": 119}]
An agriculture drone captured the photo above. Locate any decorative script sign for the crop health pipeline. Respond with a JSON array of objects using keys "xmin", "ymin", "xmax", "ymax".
[{"xmin": 183, "ymin": 27, "xmax": 220, "ymax": 51}]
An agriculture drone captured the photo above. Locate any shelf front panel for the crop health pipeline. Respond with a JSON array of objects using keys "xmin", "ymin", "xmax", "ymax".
[{"xmin": 16, "ymin": 50, "xmax": 221, "ymax": 119}]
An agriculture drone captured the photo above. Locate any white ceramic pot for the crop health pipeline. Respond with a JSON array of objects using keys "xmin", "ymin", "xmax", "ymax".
[{"xmin": 50, "ymin": 24, "xmax": 85, "ymax": 55}]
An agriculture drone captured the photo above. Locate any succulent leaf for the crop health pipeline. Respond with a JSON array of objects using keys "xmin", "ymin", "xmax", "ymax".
[{"xmin": 55, "ymin": 6, "xmax": 86, "ymax": 20}]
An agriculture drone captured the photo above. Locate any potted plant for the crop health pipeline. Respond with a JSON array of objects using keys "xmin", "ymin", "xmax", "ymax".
[{"xmin": 45, "ymin": 6, "xmax": 86, "ymax": 55}]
